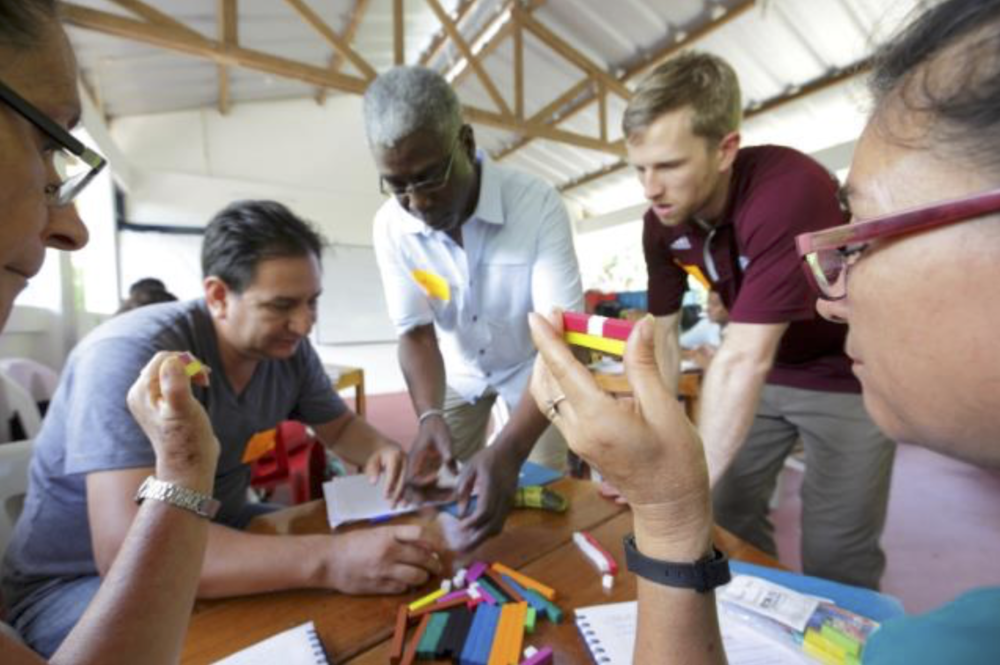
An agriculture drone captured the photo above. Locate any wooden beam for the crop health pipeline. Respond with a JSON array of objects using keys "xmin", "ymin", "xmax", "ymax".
[
  {"xmin": 315, "ymin": 0, "xmax": 372, "ymax": 104},
  {"xmin": 418, "ymin": 0, "xmax": 478, "ymax": 67},
  {"xmin": 512, "ymin": 5, "xmax": 630, "ymax": 100},
  {"xmin": 463, "ymin": 106, "xmax": 624, "ymax": 156},
  {"xmin": 425, "ymin": 0, "xmax": 512, "ymax": 118},
  {"xmin": 60, "ymin": 3, "xmax": 370, "ymax": 94},
  {"xmin": 597, "ymin": 81, "xmax": 607, "ymax": 142},
  {"xmin": 493, "ymin": 77, "xmax": 592, "ymax": 160},
  {"xmin": 559, "ymin": 58, "xmax": 871, "ymax": 193},
  {"xmin": 513, "ymin": 14, "xmax": 523, "ymax": 120},
  {"xmin": 451, "ymin": 0, "xmax": 546, "ymax": 87},
  {"xmin": 217, "ymin": 0, "xmax": 237, "ymax": 116},
  {"xmin": 107, "ymin": 0, "xmax": 205, "ymax": 39},
  {"xmin": 496, "ymin": 0, "xmax": 754, "ymax": 163},
  {"xmin": 393, "ymin": 0, "xmax": 404, "ymax": 65},
  {"xmin": 284, "ymin": 0, "xmax": 376, "ymax": 80}
]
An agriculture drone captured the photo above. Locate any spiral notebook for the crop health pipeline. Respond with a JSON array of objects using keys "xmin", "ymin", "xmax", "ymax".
[
  {"xmin": 575, "ymin": 601, "xmax": 810, "ymax": 665},
  {"xmin": 212, "ymin": 621, "xmax": 329, "ymax": 665}
]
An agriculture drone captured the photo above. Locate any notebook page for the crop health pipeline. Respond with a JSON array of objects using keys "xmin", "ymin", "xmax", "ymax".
[
  {"xmin": 212, "ymin": 621, "xmax": 328, "ymax": 665},
  {"xmin": 575, "ymin": 601, "xmax": 810, "ymax": 665}
]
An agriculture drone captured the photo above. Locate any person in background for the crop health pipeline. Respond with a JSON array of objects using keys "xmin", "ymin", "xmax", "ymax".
[
  {"xmin": 623, "ymin": 51, "xmax": 895, "ymax": 589},
  {"xmin": 529, "ymin": 0, "xmax": 1000, "ymax": 661},
  {"xmin": 116, "ymin": 276, "xmax": 178, "ymax": 314},
  {"xmin": 2, "ymin": 200, "xmax": 442, "ymax": 657},
  {"xmin": 680, "ymin": 290, "xmax": 728, "ymax": 369},
  {"xmin": 364, "ymin": 66, "xmax": 584, "ymax": 550},
  {"xmin": 0, "ymin": 2, "xmax": 221, "ymax": 663}
]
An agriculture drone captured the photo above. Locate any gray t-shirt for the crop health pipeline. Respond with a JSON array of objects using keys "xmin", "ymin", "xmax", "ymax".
[{"xmin": 1, "ymin": 299, "xmax": 345, "ymax": 607}]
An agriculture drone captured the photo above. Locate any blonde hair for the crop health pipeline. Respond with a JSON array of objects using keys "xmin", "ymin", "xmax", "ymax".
[{"xmin": 623, "ymin": 51, "xmax": 742, "ymax": 142}]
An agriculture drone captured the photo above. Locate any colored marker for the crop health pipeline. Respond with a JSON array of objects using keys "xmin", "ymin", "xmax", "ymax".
[
  {"xmin": 400, "ymin": 612, "xmax": 431, "ymax": 665},
  {"xmin": 519, "ymin": 645, "xmax": 554, "ymax": 665},
  {"xmin": 389, "ymin": 605, "xmax": 409, "ymax": 665},
  {"xmin": 572, "ymin": 532, "xmax": 612, "ymax": 575},
  {"xmin": 467, "ymin": 561, "xmax": 488, "ymax": 583},
  {"xmin": 408, "ymin": 588, "xmax": 447, "ymax": 612},
  {"xmin": 580, "ymin": 531, "xmax": 619, "ymax": 575},
  {"xmin": 491, "ymin": 563, "xmax": 557, "ymax": 601}
]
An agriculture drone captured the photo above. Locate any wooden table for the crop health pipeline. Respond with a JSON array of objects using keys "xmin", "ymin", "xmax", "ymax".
[
  {"xmin": 182, "ymin": 479, "xmax": 778, "ymax": 664},
  {"xmin": 594, "ymin": 370, "xmax": 703, "ymax": 423},
  {"xmin": 328, "ymin": 365, "xmax": 366, "ymax": 417}
]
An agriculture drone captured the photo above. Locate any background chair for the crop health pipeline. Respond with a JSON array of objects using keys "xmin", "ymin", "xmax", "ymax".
[
  {"xmin": 249, "ymin": 421, "xmax": 326, "ymax": 505},
  {"xmin": 0, "ymin": 439, "xmax": 33, "ymax": 556},
  {"xmin": 0, "ymin": 373, "xmax": 43, "ymax": 443},
  {"xmin": 0, "ymin": 358, "xmax": 59, "ymax": 417}
]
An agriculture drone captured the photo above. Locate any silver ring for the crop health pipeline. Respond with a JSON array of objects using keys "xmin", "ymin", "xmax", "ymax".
[{"xmin": 545, "ymin": 394, "xmax": 567, "ymax": 420}]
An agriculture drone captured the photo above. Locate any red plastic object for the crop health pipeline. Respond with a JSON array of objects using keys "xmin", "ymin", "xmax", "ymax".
[
  {"xmin": 584, "ymin": 290, "xmax": 617, "ymax": 313},
  {"xmin": 562, "ymin": 311, "xmax": 635, "ymax": 342},
  {"xmin": 249, "ymin": 421, "xmax": 326, "ymax": 504}
]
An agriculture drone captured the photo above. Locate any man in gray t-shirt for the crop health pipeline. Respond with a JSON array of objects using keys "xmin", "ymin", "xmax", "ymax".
[{"xmin": 2, "ymin": 201, "xmax": 441, "ymax": 658}]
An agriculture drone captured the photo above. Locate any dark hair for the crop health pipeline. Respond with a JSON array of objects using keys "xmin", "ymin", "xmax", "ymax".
[
  {"xmin": 117, "ymin": 278, "xmax": 178, "ymax": 314},
  {"xmin": 871, "ymin": 0, "xmax": 1000, "ymax": 172},
  {"xmin": 201, "ymin": 200, "xmax": 326, "ymax": 293},
  {"xmin": 0, "ymin": 0, "xmax": 56, "ymax": 48}
]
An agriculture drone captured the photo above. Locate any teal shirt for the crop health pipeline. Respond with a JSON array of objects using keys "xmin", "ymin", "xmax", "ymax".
[{"xmin": 864, "ymin": 588, "xmax": 1000, "ymax": 664}]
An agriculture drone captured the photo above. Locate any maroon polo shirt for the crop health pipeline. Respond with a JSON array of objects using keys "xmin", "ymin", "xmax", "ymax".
[{"xmin": 643, "ymin": 145, "xmax": 859, "ymax": 393}]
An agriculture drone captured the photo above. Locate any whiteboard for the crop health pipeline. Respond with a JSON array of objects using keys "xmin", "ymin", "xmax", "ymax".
[{"xmin": 317, "ymin": 244, "xmax": 397, "ymax": 345}]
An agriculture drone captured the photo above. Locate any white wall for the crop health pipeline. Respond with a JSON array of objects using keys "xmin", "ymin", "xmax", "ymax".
[{"xmin": 108, "ymin": 95, "xmax": 408, "ymax": 394}]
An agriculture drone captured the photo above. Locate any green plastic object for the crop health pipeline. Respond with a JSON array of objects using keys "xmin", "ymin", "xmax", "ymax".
[
  {"xmin": 525, "ymin": 606, "xmax": 537, "ymax": 634},
  {"xmin": 416, "ymin": 612, "xmax": 449, "ymax": 659},
  {"xmin": 514, "ymin": 486, "xmax": 568, "ymax": 512}
]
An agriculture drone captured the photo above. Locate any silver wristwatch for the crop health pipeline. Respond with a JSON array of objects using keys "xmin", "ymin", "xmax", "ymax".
[{"xmin": 134, "ymin": 476, "xmax": 221, "ymax": 519}]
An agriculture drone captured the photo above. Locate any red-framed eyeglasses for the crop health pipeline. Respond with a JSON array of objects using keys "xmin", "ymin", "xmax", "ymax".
[{"xmin": 796, "ymin": 186, "xmax": 1000, "ymax": 300}]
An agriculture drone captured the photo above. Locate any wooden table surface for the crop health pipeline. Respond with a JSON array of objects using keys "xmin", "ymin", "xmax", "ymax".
[{"xmin": 182, "ymin": 479, "xmax": 779, "ymax": 664}]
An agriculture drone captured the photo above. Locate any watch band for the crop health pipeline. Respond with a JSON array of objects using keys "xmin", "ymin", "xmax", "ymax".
[
  {"xmin": 623, "ymin": 534, "xmax": 731, "ymax": 593},
  {"xmin": 134, "ymin": 476, "xmax": 220, "ymax": 520}
]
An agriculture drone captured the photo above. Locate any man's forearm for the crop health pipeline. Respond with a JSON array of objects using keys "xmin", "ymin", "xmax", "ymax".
[
  {"xmin": 398, "ymin": 326, "xmax": 447, "ymax": 415},
  {"xmin": 698, "ymin": 352, "xmax": 770, "ymax": 485},
  {"xmin": 491, "ymin": 384, "xmax": 552, "ymax": 462},
  {"xmin": 322, "ymin": 413, "xmax": 394, "ymax": 467},
  {"xmin": 195, "ymin": 524, "xmax": 322, "ymax": 598}
]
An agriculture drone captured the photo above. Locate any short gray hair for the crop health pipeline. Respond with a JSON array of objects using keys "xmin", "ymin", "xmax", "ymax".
[{"xmin": 363, "ymin": 66, "xmax": 462, "ymax": 148}]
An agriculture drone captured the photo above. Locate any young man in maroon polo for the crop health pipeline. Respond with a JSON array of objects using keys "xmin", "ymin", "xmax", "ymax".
[{"xmin": 623, "ymin": 51, "xmax": 895, "ymax": 589}]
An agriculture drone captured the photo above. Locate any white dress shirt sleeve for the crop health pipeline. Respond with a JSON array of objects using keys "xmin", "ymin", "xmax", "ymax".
[
  {"xmin": 531, "ymin": 188, "xmax": 585, "ymax": 315},
  {"xmin": 373, "ymin": 207, "xmax": 434, "ymax": 335}
]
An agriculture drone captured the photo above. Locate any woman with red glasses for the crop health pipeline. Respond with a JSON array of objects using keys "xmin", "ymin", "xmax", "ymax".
[{"xmin": 529, "ymin": 0, "xmax": 1000, "ymax": 662}]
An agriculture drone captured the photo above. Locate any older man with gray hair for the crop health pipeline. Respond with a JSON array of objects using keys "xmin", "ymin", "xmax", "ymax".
[{"xmin": 365, "ymin": 66, "xmax": 584, "ymax": 550}]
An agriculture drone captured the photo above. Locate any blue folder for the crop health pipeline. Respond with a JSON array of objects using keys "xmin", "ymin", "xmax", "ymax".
[{"xmin": 441, "ymin": 461, "xmax": 562, "ymax": 517}]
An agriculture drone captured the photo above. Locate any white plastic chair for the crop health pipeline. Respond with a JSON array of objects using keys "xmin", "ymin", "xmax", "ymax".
[
  {"xmin": 0, "ymin": 374, "xmax": 42, "ymax": 443},
  {"xmin": 0, "ymin": 358, "xmax": 59, "ymax": 407},
  {"xmin": 0, "ymin": 439, "xmax": 33, "ymax": 555}
]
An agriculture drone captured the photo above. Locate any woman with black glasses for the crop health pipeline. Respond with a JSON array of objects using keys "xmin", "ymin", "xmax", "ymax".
[{"xmin": 1, "ymin": 3, "xmax": 220, "ymax": 664}]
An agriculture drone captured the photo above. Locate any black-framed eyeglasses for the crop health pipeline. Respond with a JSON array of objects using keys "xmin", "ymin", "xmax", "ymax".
[
  {"xmin": 0, "ymin": 77, "xmax": 107, "ymax": 207},
  {"xmin": 379, "ymin": 133, "xmax": 461, "ymax": 197}
]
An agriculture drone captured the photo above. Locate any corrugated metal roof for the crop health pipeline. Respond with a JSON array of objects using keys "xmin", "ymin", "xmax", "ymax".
[{"xmin": 65, "ymin": 0, "xmax": 924, "ymax": 217}]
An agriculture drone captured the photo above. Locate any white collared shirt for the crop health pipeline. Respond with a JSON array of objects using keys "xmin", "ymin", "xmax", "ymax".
[{"xmin": 373, "ymin": 156, "xmax": 584, "ymax": 407}]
